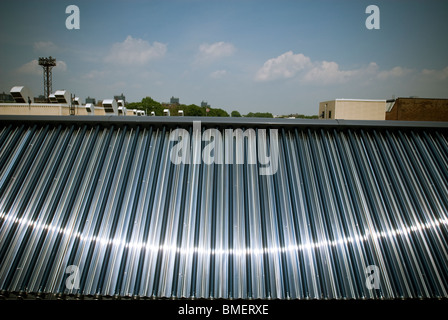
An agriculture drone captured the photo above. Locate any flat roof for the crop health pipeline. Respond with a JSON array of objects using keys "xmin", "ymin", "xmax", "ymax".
[
  {"xmin": 0, "ymin": 103, "xmax": 70, "ymax": 107},
  {"xmin": 320, "ymin": 99, "xmax": 386, "ymax": 103},
  {"xmin": 0, "ymin": 115, "xmax": 447, "ymax": 130}
]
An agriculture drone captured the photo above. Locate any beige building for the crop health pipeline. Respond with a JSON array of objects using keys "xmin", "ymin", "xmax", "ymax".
[
  {"xmin": 319, "ymin": 99, "xmax": 386, "ymax": 120},
  {"xmin": 0, "ymin": 103, "xmax": 107, "ymax": 116},
  {"xmin": 0, "ymin": 85, "xmax": 126, "ymax": 116}
]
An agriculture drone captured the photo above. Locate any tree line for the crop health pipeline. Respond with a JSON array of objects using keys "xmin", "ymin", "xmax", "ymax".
[{"xmin": 126, "ymin": 96, "xmax": 317, "ymax": 118}]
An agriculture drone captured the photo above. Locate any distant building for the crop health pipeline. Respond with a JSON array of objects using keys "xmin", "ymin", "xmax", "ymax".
[
  {"xmin": 386, "ymin": 97, "xmax": 448, "ymax": 121},
  {"xmin": 114, "ymin": 93, "xmax": 126, "ymax": 104},
  {"xmin": 0, "ymin": 92, "xmax": 14, "ymax": 103},
  {"xmin": 319, "ymin": 99, "xmax": 386, "ymax": 120},
  {"xmin": 162, "ymin": 96, "xmax": 180, "ymax": 110},
  {"xmin": 201, "ymin": 101, "xmax": 210, "ymax": 108},
  {"xmin": 34, "ymin": 95, "xmax": 47, "ymax": 103},
  {"xmin": 85, "ymin": 96, "xmax": 96, "ymax": 105},
  {"xmin": 170, "ymin": 96, "xmax": 179, "ymax": 105}
]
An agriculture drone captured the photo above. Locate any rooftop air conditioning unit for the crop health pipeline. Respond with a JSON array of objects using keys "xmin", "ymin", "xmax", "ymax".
[
  {"xmin": 178, "ymin": 110, "xmax": 184, "ymax": 116},
  {"xmin": 49, "ymin": 94, "xmax": 58, "ymax": 103},
  {"xmin": 54, "ymin": 90, "xmax": 71, "ymax": 104},
  {"xmin": 117, "ymin": 100, "xmax": 125, "ymax": 107},
  {"xmin": 85, "ymin": 103, "xmax": 94, "ymax": 114},
  {"xmin": 10, "ymin": 86, "xmax": 33, "ymax": 103},
  {"xmin": 102, "ymin": 99, "xmax": 118, "ymax": 114},
  {"xmin": 118, "ymin": 106, "xmax": 127, "ymax": 115},
  {"xmin": 150, "ymin": 111, "xmax": 155, "ymax": 116},
  {"xmin": 73, "ymin": 97, "xmax": 80, "ymax": 105},
  {"xmin": 163, "ymin": 109, "xmax": 170, "ymax": 116}
]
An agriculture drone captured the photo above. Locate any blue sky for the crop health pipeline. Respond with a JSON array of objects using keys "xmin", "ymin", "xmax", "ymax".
[{"xmin": 1, "ymin": 0, "xmax": 448, "ymax": 115}]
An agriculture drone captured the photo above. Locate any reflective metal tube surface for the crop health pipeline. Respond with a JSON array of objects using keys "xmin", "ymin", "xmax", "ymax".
[{"xmin": 0, "ymin": 121, "xmax": 447, "ymax": 299}]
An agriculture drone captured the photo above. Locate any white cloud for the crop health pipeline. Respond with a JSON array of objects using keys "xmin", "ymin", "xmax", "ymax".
[
  {"xmin": 17, "ymin": 60, "xmax": 41, "ymax": 75},
  {"xmin": 254, "ymin": 51, "xmax": 312, "ymax": 81},
  {"xmin": 56, "ymin": 60, "xmax": 67, "ymax": 72},
  {"xmin": 105, "ymin": 36, "xmax": 167, "ymax": 65},
  {"xmin": 210, "ymin": 69, "xmax": 227, "ymax": 79},
  {"xmin": 303, "ymin": 61, "xmax": 378, "ymax": 84},
  {"xmin": 255, "ymin": 51, "xmax": 412, "ymax": 85},
  {"xmin": 377, "ymin": 66, "xmax": 412, "ymax": 80},
  {"xmin": 196, "ymin": 42, "xmax": 236, "ymax": 64},
  {"xmin": 421, "ymin": 66, "xmax": 448, "ymax": 80},
  {"xmin": 33, "ymin": 41, "xmax": 59, "ymax": 54},
  {"xmin": 17, "ymin": 59, "xmax": 67, "ymax": 75}
]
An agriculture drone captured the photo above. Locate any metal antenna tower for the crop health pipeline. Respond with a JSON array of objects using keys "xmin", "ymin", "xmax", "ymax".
[{"xmin": 38, "ymin": 56, "xmax": 56, "ymax": 101}]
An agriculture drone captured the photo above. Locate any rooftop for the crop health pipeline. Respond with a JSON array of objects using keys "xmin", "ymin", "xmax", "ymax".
[{"xmin": 0, "ymin": 115, "xmax": 447, "ymax": 300}]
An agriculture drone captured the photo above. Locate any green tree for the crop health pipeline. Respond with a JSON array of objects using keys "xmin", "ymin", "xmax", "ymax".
[
  {"xmin": 141, "ymin": 96, "xmax": 162, "ymax": 115},
  {"xmin": 231, "ymin": 110, "xmax": 242, "ymax": 117},
  {"xmin": 245, "ymin": 112, "xmax": 274, "ymax": 118},
  {"xmin": 208, "ymin": 108, "xmax": 229, "ymax": 117},
  {"xmin": 291, "ymin": 114, "xmax": 319, "ymax": 119},
  {"xmin": 184, "ymin": 104, "xmax": 205, "ymax": 116},
  {"xmin": 127, "ymin": 96, "xmax": 163, "ymax": 115}
]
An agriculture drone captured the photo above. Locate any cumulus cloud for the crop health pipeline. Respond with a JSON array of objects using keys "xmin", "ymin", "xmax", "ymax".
[
  {"xmin": 17, "ymin": 60, "xmax": 41, "ymax": 75},
  {"xmin": 254, "ymin": 51, "xmax": 420, "ymax": 85},
  {"xmin": 105, "ymin": 36, "xmax": 167, "ymax": 65},
  {"xmin": 421, "ymin": 66, "xmax": 448, "ymax": 80},
  {"xmin": 195, "ymin": 42, "xmax": 236, "ymax": 64},
  {"xmin": 33, "ymin": 41, "xmax": 59, "ymax": 54},
  {"xmin": 56, "ymin": 60, "xmax": 67, "ymax": 72},
  {"xmin": 377, "ymin": 66, "xmax": 412, "ymax": 80},
  {"xmin": 17, "ymin": 59, "xmax": 67, "ymax": 75},
  {"xmin": 303, "ymin": 61, "xmax": 378, "ymax": 84},
  {"xmin": 210, "ymin": 69, "xmax": 227, "ymax": 79},
  {"xmin": 255, "ymin": 51, "xmax": 311, "ymax": 81}
]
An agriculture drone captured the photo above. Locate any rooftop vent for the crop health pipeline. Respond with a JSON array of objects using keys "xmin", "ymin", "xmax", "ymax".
[
  {"xmin": 10, "ymin": 86, "xmax": 33, "ymax": 103},
  {"xmin": 85, "ymin": 103, "xmax": 94, "ymax": 114},
  {"xmin": 102, "ymin": 99, "xmax": 118, "ymax": 114},
  {"xmin": 49, "ymin": 94, "xmax": 58, "ymax": 103},
  {"xmin": 54, "ymin": 90, "xmax": 71, "ymax": 104},
  {"xmin": 118, "ymin": 106, "xmax": 127, "ymax": 115}
]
